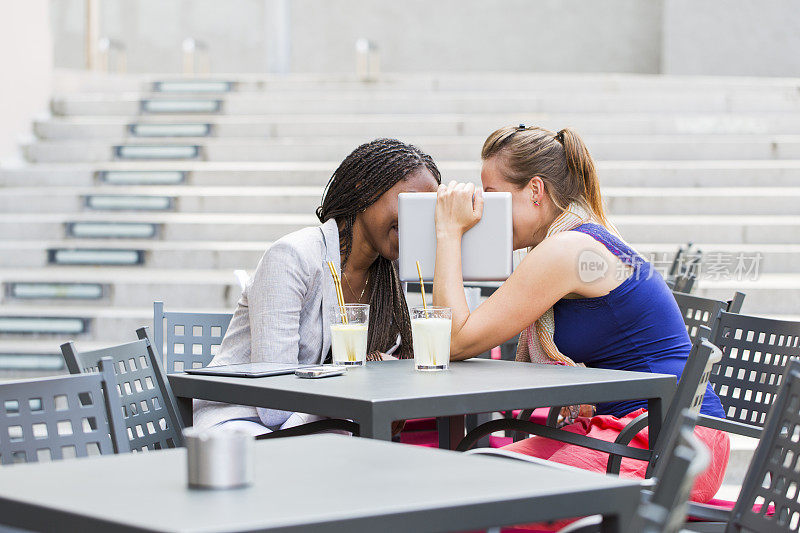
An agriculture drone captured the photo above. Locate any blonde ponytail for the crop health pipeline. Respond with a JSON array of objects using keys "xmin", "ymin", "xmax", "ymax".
[
  {"xmin": 556, "ymin": 128, "xmax": 610, "ymax": 228},
  {"xmin": 482, "ymin": 124, "xmax": 611, "ymax": 229}
]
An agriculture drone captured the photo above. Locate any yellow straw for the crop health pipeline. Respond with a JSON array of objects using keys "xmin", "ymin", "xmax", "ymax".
[
  {"xmin": 416, "ymin": 260, "xmax": 436, "ymax": 365},
  {"xmin": 416, "ymin": 260, "xmax": 429, "ymax": 319},
  {"xmin": 327, "ymin": 261, "xmax": 348, "ymax": 324}
]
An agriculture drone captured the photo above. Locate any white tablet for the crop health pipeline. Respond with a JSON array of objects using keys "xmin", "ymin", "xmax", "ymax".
[{"xmin": 398, "ymin": 191, "xmax": 513, "ymax": 282}]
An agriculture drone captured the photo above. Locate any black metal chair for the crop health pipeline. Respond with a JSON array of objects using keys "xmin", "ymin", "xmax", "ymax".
[
  {"xmin": 471, "ymin": 411, "xmax": 710, "ymax": 533},
  {"xmin": 672, "ymin": 271, "xmax": 698, "ymax": 294},
  {"xmin": 699, "ymin": 311, "xmax": 800, "ymax": 439},
  {"xmin": 0, "ymin": 358, "xmax": 129, "ymax": 464},
  {"xmin": 153, "ymin": 301, "xmax": 233, "ymax": 373},
  {"xmin": 686, "ymin": 358, "xmax": 800, "ymax": 531},
  {"xmin": 673, "ymin": 291, "xmax": 745, "ymax": 342},
  {"xmin": 61, "ymin": 328, "xmax": 186, "ymax": 451},
  {"xmin": 666, "ymin": 243, "xmax": 702, "ymax": 294},
  {"xmin": 63, "ymin": 327, "xmax": 358, "ymax": 445},
  {"xmin": 457, "ymin": 329, "xmax": 721, "ymax": 480}
]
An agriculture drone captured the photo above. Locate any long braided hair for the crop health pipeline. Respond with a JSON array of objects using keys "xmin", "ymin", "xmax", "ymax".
[{"xmin": 316, "ymin": 138, "xmax": 441, "ymax": 359}]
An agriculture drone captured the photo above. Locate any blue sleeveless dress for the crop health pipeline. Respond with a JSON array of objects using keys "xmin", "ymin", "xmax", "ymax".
[{"xmin": 552, "ymin": 223, "xmax": 725, "ymax": 419}]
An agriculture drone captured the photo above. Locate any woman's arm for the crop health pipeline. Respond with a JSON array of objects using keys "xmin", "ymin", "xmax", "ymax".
[
  {"xmin": 247, "ymin": 240, "xmax": 309, "ymax": 427},
  {"xmin": 433, "ymin": 183, "xmax": 581, "ymax": 360}
]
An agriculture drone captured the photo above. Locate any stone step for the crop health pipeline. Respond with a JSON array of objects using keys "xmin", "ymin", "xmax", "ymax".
[
  {"xmin": 0, "ymin": 268, "xmax": 242, "ymax": 309},
  {"xmin": 718, "ymin": 433, "xmax": 760, "ymax": 493},
  {"xmin": 33, "ymin": 112, "xmax": 800, "ymax": 139},
  {"xmin": 695, "ymin": 274, "xmax": 800, "ymax": 315},
  {"xmin": 0, "ymin": 186, "xmax": 323, "ymax": 214},
  {"xmin": 49, "ymin": 90, "xmax": 800, "ymax": 116},
  {"xmin": 2, "ymin": 186, "xmax": 799, "ymax": 216},
  {"xmin": 4, "ymin": 212, "xmax": 800, "ymax": 243},
  {"xmin": 53, "ymin": 71, "xmax": 800, "ymax": 94},
  {"xmin": 1, "ymin": 269, "xmax": 796, "ymax": 314},
  {"xmin": 0, "ymin": 339, "xmax": 112, "ymax": 378},
  {"xmin": 1, "ymin": 212, "xmax": 316, "ymax": 241},
  {"xmin": 4, "ymin": 160, "xmax": 800, "ymax": 188},
  {"xmin": 3, "ymin": 211, "xmax": 799, "ymax": 243},
  {"xmin": 0, "ymin": 277, "xmax": 796, "ymax": 347},
  {"xmin": 612, "ymin": 215, "xmax": 800, "ymax": 245},
  {"xmin": 0, "ymin": 305, "xmax": 166, "ymax": 343},
  {"xmin": 21, "ymin": 135, "xmax": 800, "ymax": 163},
  {"xmin": 0, "ymin": 240, "xmax": 268, "ymax": 269},
  {"xmin": 1, "ymin": 240, "xmax": 798, "ymax": 276},
  {"xmin": 0, "ymin": 265, "xmax": 798, "ymax": 314}
]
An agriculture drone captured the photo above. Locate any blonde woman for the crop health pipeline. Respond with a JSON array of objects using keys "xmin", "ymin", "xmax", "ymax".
[{"xmin": 433, "ymin": 125, "xmax": 729, "ymax": 506}]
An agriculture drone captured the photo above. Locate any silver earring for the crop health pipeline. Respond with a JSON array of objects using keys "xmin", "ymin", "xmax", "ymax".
[{"xmin": 533, "ymin": 200, "xmax": 540, "ymax": 206}]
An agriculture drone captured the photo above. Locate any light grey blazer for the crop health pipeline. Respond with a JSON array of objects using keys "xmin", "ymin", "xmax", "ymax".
[{"xmin": 193, "ymin": 219, "xmax": 341, "ymax": 431}]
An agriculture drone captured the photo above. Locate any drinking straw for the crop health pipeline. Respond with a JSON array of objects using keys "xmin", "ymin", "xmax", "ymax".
[
  {"xmin": 416, "ymin": 260, "xmax": 429, "ymax": 319},
  {"xmin": 416, "ymin": 260, "xmax": 436, "ymax": 365},
  {"xmin": 327, "ymin": 261, "xmax": 348, "ymax": 324}
]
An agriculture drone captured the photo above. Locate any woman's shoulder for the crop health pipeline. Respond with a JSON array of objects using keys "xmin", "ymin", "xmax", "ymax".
[
  {"xmin": 264, "ymin": 225, "xmax": 327, "ymax": 263},
  {"xmin": 275, "ymin": 224, "xmax": 325, "ymax": 252}
]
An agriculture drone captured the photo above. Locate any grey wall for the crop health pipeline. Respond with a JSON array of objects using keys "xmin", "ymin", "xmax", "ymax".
[
  {"xmin": 48, "ymin": 0, "xmax": 800, "ymax": 77},
  {"xmin": 51, "ymin": 0, "xmax": 274, "ymax": 73},
  {"xmin": 0, "ymin": 1, "xmax": 52, "ymax": 162},
  {"xmin": 287, "ymin": 0, "xmax": 662, "ymax": 74},
  {"xmin": 49, "ymin": 0, "xmax": 663, "ymax": 74},
  {"xmin": 662, "ymin": 0, "xmax": 800, "ymax": 77}
]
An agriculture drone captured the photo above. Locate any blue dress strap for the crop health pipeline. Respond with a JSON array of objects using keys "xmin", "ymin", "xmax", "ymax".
[{"xmin": 571, "ymin": 223, "xmax": 645, "ymax": 269}]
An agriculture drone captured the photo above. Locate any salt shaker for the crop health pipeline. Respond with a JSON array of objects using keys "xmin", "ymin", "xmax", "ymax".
[{"xmin": 184, "ymin": 427, "xmax": 254, "ymax": 490}]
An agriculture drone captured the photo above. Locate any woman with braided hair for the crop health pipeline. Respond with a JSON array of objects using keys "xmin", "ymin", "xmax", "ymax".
[{"xmin": 193, "ymin": 138, "xmax": 440, "ymax": 436}]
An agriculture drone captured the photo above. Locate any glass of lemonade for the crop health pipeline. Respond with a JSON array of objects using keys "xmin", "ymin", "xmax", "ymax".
[
  {"xmin": 411, "ymin": 306, "xmax": 452, "ymax": 371},
  {"xmin": 330, "ymin": 304, "xmax": 369, "ymax": 366}
]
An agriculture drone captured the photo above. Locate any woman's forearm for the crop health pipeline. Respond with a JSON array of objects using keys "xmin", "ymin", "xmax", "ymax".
[{"xmin": 432, "ymin": 232, "xmax": 473, "ymax": 359}]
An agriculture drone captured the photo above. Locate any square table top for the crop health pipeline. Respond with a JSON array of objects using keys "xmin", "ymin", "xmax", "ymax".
[
  {"xmin": 0, "ymin": 434, "xmax": 641, "ymax": 533},
  {"xmin": 169, "ymin": 358, "xmax": 676, "ymax": 421}
]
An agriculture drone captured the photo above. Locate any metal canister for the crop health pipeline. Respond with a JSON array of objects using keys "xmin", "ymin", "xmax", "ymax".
[{"xmin": 184, "ymin": 427, "xmax": 254, "ymax": 490}]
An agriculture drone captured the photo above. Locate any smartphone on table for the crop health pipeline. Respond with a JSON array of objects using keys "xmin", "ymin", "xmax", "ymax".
[{"xmin": 295, "ymin": 366, "xmax": 346, "ymax": 379}]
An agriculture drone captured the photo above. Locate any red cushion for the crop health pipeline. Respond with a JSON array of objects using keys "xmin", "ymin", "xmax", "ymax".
[
  {"xmin": 402, "ymin": 418, "xmax": 437, "ymax": 431},
  {"xmin": 704, "ymin": 499, "xmax": 775, "ymax": 516},
  {"xmin": 490, "ymin": 435, "xmax": 513, "ymax": 448},
  {"xmin": 399, "ymin": 430, "xmax": 438, "ymax": 447},
  {"xmin": 510, "ymin": 408, "xmax": 551, "ymax": 425}
]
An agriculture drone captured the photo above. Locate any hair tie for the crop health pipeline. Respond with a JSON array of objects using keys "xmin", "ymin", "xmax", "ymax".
[{"xmin": 554, "ymin": 130, "xmax": 565, "ymax": 143}]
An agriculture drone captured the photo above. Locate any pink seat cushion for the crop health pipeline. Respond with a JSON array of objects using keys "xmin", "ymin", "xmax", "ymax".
[
  {"xmin": 399, "ymin": 430, "xmax": 438, "ymax": 447},
  {"xmin": 702, "ymin": 499, "xmax": 775, "ymax": 516},
  {"xmin": 490, "ymin": 435, "xmax": 513, "ymax": 448},
  {"xmin": 510, "ymin": 408, "xmax": 551, "ymax": 425},
  {"xmin": 403, "ymin": 418, "xmax": 437, "ymax": 431}
]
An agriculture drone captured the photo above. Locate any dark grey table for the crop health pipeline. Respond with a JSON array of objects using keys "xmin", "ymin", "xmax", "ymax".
[
  {"xmin": 0, "ymin": 434, "xmax": 641, "ymax": 533},
  {"xmin": 170, "ymin": 358, "xmax": 676, "ymax": 449}
]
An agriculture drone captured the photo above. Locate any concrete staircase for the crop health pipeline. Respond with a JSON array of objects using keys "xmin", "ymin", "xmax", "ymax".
[{"xmin": 1, "ymin": 72, "xmax": 799, "ymax": 378}]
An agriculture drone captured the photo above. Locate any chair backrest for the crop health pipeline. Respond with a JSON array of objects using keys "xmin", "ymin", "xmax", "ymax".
[
  {"xmin": 650, "ymin": 327, "xmax": 721, "ymax": 478},
  {"xmin": 61, "ymin": 327, "xmax": 185, "ymax": 451},
  {"xmin": 673, "ymin": 291, "xmax": 746, "ymax": 342},
  {"xmin": 154, "ymin": 301, "xmax": 232, "ymax": 373},
  {"xmin": 0, "ymin": 359, "xmax": 129, "ymax": 465},
  {"xmin": 727, "ymin": 359, "xmax": 800, "ymax": 533},
  {"xmin": 709, "ymin": 311, "xmax": 800, "ymax": 430},
  {"xmin": 666, "ymin": 243, "xmax": 702, "ymax": 293},
  {"xmin": 631, "ymin": 412, "xmax": 710, "ymax": 533},
  {"xmin": 672, "ymin": 271, "xmax": 697, "ymax": 294}
]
